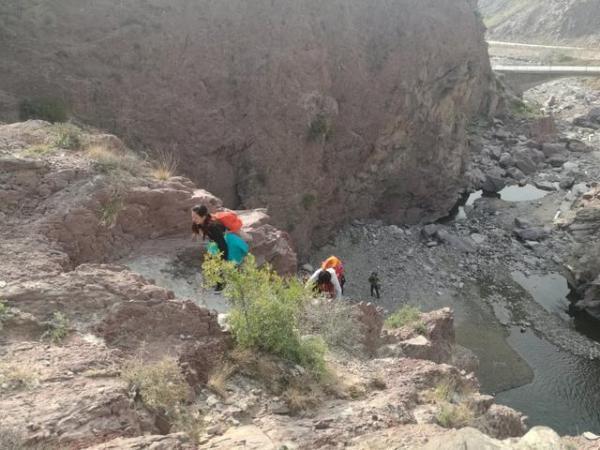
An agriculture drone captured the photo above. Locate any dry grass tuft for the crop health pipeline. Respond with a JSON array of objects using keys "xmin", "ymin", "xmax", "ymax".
[
  {"xmin": 0, "ymin": 362, "xmax": 40, "ymax": 392},
  {"xmin": 121, "ymin": 357, "xmax": 190, "ymax": 415},
  {"xmin": 436, "ymin": 402, "xmax": 474, "ymax": 429},
  {"xmin": 86, "ymin": 144, "xmax": 143, "ymax": 175},
  {"xmin": 151, "ymin": 150, "xmax": 179, "ymax": 181},
  {"xmin": 207, "ymin": 362, "xmax": 236, "ymax": 398}
]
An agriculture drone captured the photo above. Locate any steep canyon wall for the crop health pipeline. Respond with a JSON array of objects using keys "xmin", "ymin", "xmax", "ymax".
[{"xmin": 0, "ymin": 0, "xmax": 493, "ymax": 253}]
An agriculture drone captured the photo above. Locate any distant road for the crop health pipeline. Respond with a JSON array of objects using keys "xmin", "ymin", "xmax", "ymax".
[
  {"xmin": 487, "ymin": 40, "xmax": 587, "ymax": 51},
  {"xmin": 493, "ymin": 65, "xmax": 600, "ymax": 74}
]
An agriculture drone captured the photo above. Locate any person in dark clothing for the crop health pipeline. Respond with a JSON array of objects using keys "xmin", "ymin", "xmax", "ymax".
[
  {"xmin": 368, "ymin": 272, "xmax": 380, "ymax": 299},
  {"xmin": 191, "ymin": 205, "xmax": 228, "ymax": 261}
]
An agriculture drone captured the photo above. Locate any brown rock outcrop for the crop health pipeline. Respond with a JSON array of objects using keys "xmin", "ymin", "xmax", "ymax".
[{"xmin": 0, "ymin": 0, "xmax": 494, "ymax": 254}]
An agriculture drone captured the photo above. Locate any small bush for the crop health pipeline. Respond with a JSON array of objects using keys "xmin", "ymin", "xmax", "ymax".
[
  {"xmin": 121, "ymin": 357, "xmax": 190, "ymax": 416},
  {"xmin": 413, "ymin": 321, "xmax": 428, "ymax": 335},
  {"xmin": 428, "ymin": 378, "xmax": 458, "ymax": 403},
  {"xmin": 52, "ymin": 123, "xmax": 81, "ymax": 150},
  {"xmin": 87, "ymin": 145, "xmax": 142, "ymax": 175},
  {"xmin": 302, "ymin": 193, "xmax": 316, "ymax": 210},
  {"xmin": 97, "ymin": 195, "xmax": 123, "ymax": 228},
  {"xmin": 307, "ymin": 113, "xmax": 333, "ymax": 142},
  {"xmin": 300, "ymin": 299, "xmax": 364, "ymax": 354},
  {"xmin": 171, "ymin": 407, "xmax": 205, "ymax": 444},
  {"xmin": 19, "ymin": 97, "xmax": 68, "ymax": 123},
  {"xmin": 202, "ymin": 254, "xmax": 326, "ymax": 376},
  {"xmin": 42, "ymin": 312, "xmax": 69, "ymax": 344},
  {"xmin": 151, "ymin": 149, "xmax": 178, "ymax": 181},
  {"xmin": 0, "ymin": 363, "xmax": 40, "ymax": 391},
  {"xmin": 436, "ymin": 402, "xmax": 474, "ymax": 428},
  {"xmin": 385, "ymin": 305, "xmax": 421, "ymax": 329}
]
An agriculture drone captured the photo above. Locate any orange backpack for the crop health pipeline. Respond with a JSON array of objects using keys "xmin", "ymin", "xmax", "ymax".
[
  {"xmin": 321, "ymin": 256, "xmax": 344, "ymax": 280},
  {"xmin": 214, "ymin": 211, "xmax": 243, "ymax": 233}
]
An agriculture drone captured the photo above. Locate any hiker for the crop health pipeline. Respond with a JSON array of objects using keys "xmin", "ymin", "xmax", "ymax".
[
  {"xmin": 368, "ymin": 272, "xmax": 381, "ymax": 299},
  {"xmin": 321, "ymin": 255, "xmax": 346, "ymax": 294},
  {"xmin": 306, "ymin": 267, "xmax": 343, "ymax": 300},
  {"xmin": 191, "ymin": 205, "xmax": 228, "ymax": 260},
  {"xmin": 192, "ymin": 205, "xmax": 250, "ymax": 265}
]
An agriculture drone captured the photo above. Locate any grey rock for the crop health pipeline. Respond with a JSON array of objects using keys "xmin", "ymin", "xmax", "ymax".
[
  {"xmin": 568, "ymin": 139, "xmax": 594, "ymax": 153},
  {"xmin": 482, "ymin": 169, "xmax": 507, "ymax": 193},
  {"xmin": 534, "ymin": 180, "xmax": 556, "ymax": 192},
  {"xmin": 514, "ymin": 217, "xmax": 533, "ymax": 228},
  {"xmin": 541, "ymin": 142, "xmax": 566, "ymax": 157},
  {"xmin": 559, "ymin": 177, "xmax": 575, "ymax": 190},
  {"xmin": 514, "ymin": 227, "xmax": 550, "ymax": 242},
  {"xmin": 421, "ymin": 224, "xmax": 440, "ymax": 239},
  {"xmin": 499, "ymin": 152, "xmax": 514, "ymax": 168},
  {"xmin": 513, "ymin": 151, "xmax": 537, "ymax": 175},
  {"xmin": 547, "ymin": 155, "xmax": 567, "ymax": 168},
  {"xmin": 436, "ymin": 230, "xmax": 476, "ymax": 253}
]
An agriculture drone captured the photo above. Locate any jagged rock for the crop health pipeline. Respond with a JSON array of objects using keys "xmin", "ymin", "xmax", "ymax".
[
  {"xmin": 481, "ymin": 168, "xmax": 507, "ymax": 193},
  {"xmin": 0, "ymin": 342, "xmax": 158, "ymax": 448},
  {"xmin": 452, "ymin": 345, "xmax": 480, "ymax": 373},
  {"xmin": 547, "ymin": 155, "xmax": 567, "ymax": 168},
  {"xmin": 559, "ymin": 177, "xmax": 575, "ymax": 190},
  {"xmin": 421, "ymin": 426, "xmax": 567, "ymax": 450},
  {"xmin": 472, "ymin": 404, "xmax": 528, "ymax": 440},
  {"xmin": 533, "ymin": 180, "xmax": 556, "ymax": 192},
  {"xmin": 513, "ymin": 151, "xmax": 537, "ymax": 175},
  {"xmin": 465, "ymin": 393, "xmax": 495, "ymax": 416},
  {"xmin": 436, "ymin": 230, "xmax": 476, "ymax": 253},
  {"xmin": 541, "ymin": 142, "xmax": 566, "ymax": 157},
  {"xmin": 421, "ymin": 224, "xmax": 441, "ymax": 240},
  {"xmin": 514, "ymin": 227, "xmax": 550, "ymax": 242},
  {"xmin": 83, "ymin": 433, "xmax": 194, "ymax": 450},
  {"xmin": 568, "ymin": 139, "xmax": 594, "ymax": 153},
  {"xmin": 498, "ymin": 153, "xmax": 514, "ymax": 169}
]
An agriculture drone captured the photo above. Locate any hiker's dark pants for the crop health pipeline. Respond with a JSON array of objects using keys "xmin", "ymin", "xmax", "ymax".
[{"xmin": 371, "ymin": 285, "xmax": 380, "ymax": 299}]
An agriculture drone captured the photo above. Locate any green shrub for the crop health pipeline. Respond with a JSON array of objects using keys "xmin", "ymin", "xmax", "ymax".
[
  {"xmin": 18, "ymin": 97, "xmax": 68, "ymax": 123},
  {"xmin": 52, "ymin": 123, "xmax": 81, "ymax": 150},
  {"xmin": 307, "ymin": 113, "xmax": 333, "ymax": 142},
  {"xmin": 436, "ymin": 402, "xmax": 474, "ymax": 428},
  {"xmin": 42, "ymin": 312, "xmax": 70, "ymax": 344},
  {"xmin": 121, "ymin": 357, "xmax": 190, "ymax": 416},
  {"xmin": 385, "ymin": 305, "xmax": 421, "ymax": 329},
  {"xmin": 202, "ymin": 254, "xmax": 326, "ymax": 376}
]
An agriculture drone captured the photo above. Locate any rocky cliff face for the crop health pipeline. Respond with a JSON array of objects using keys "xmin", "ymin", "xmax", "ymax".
[
  {"xmin": 479, "ymin": 0, "xmax": 600, "ymax": 45},
  {"xmin": 0, "ymin": 0, "xmax": 494, "ymax": 254}
]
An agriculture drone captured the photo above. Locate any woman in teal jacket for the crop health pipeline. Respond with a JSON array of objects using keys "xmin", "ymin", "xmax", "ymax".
[{"xmin": 208, "ymin": 232, "xmax": 249, "ymax": 265}]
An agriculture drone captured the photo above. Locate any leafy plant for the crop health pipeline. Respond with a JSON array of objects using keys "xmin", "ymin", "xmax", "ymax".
[
  {"xmin": 19, "ymin": 97, "xmax": 68, "ymax": 123},
  {"xmin": 121, "ymin": 357, "xmax": 190, "ymax": 416},
  {"xmin": 42, "ymin": 312, "xmax": 70, "ymax": 344},
  {"xmin": 385, "ymin": 305, "xmax": 421, "ymax": 329},
  {"xmin": 202, "ymin": 254, "xmax": 326, "ymax": 376}
]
